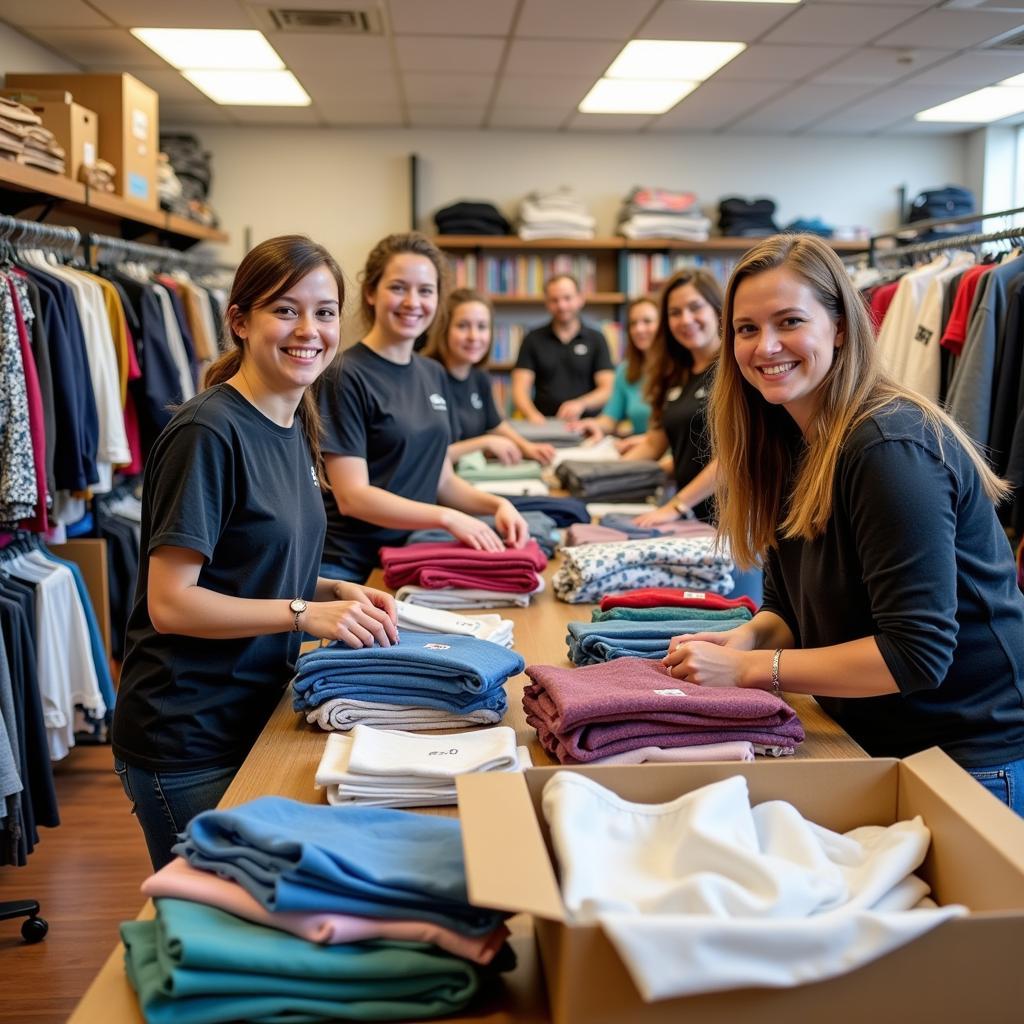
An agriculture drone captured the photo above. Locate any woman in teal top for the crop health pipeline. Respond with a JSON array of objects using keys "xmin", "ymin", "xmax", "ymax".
[{"xmin": 575, "ymin": 296, "xmax": 656, "ymax": 449}]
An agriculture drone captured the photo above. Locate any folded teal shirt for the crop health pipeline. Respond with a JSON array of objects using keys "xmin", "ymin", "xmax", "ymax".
[
  {"xmin": 456, "ymin": 450, "xmax": 543, "ymax": 481},
  {"xmin": 591, "ymin": 605, "xmax": 753, "ymax": 623},
  {"xmin": 601, "ymin": 362, "xmax": 650, "ymax": 435}
]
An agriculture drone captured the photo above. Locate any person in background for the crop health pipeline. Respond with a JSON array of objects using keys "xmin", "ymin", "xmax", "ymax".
[
  {"xmin": 318, "ymin": 232, "xmax": 529, "ymax": 585},
  {"xmin": 573, "ymin": 295, "xmax": 657, "ymax": 452},
  {"xmin": 512, "ymin": 273, "xmax": 614, "ymax": 423},
  {"xmin": 112, "ymin": 236, "xmax": 399, "ymax": 869},
  {"xmin": 422, "ymin": 286, "xmax": 556, "ymax": 466},
  {"xmin": 664, "ymin": 234, "xmax": 1024, "ymax": 816}
]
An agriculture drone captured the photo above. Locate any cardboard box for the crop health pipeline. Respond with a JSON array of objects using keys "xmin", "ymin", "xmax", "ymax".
[
  {"xmin": 1, "ymin": 89, "xmax": 97, "ymax": 183},
  {"xmin": 5, "ymin": 73, "xmax": 158, "ymax": 208},
  {"xmin": 458, "ymin": 750, "xmax": 1024, "ymax": 1024}
]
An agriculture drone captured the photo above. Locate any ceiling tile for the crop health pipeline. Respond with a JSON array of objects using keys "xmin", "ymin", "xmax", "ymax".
[
  {"xmin": 29, "ymin": 28, "xmax": 167, "ymax": 67},
  {"xmin": 726, "ymin": 81, "xmax": 877, "ymax": 132},
  {"xmin": 813, "ymin": 47, "xmax": 954, "ymax": 86},
  {"xmin": 805, "ymin": 83, "xmax": 971, "ymax": 133},
  {"xmin": 386, "ymin": 0, "xmax": 517, "ymax": 36},
  {"xmin": 503, "ymin": 39, "xmax": 621, "ymax": 78},
  {"xmin": 408, "ymin": 105, "xmax": 486, "ymax": 127},
  {"xmin": 881, "ymin": 10, "xmax": 1024, "ymax": 50},
  {"xmin": 394, "ymin": 35, "xmax": 504, "ymax": 73},
  {"xmin": 638, "ymin": 1, "xmax": 799, "ymax": 43},
  {"xmin": 648, "ymin": 79, "xmax": 788, "ymax": 131},
  {"xmin": 159, "ymin": 100, "xmax": 235, "ymax": 125},
  {"xmin": 493, "ymin": 75, "xmax": 593, "ymax": 109},
  {"xmin": 123, "ymin": 68, "xmax": 209, "ymax": 102},
  {"xmin": 299, "ymin": 71, "xmax": 400, "ymax": 105},
  {"xmin": 568, "ymin": 112, "xmax": 653, "ymax": 131},
  {"xmin": 764, "ymin": 4, "xmax": 916, "ymax": 46},
  {"xmin": 228, "ymin": 105, "xmax": 321, "ymax": 125},
  {"xmin": 488, "ymin": 106, "xmax": 569, "ymax": 128},
  {"xmin": 0, "ymin": 0, "xmax": 112, "ymax": 27},
  {"xmin": 401, "ymin": 72, "xmax": 495, "ymax": 106},
  {"xmin": 905, "ymin": 50, "xmax": 1024, "ymax": 87},
  {"xmin": 318, "ymin": 102, "xmax": 404, "ymax": 126},
  {"xmin": 516, "ymin": 0, "xmax": 658, "ymax": 41},
  {"xmin": 712, "ymin": 44, "xmax": 852, "ymax": 83},
  {"xmin": 88, "ymin": 0, "xmax": 252, "ymax": 28},
  {"xmin": 271, "ymin": 34, "xmax": 393, "ymax": 73}
]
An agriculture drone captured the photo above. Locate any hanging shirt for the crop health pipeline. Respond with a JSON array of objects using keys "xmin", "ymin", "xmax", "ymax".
[
  {"xmin": 514, "ymin": 321, "xmax": 613, "ymax": 417},
  {"xmin": 658, "ymin": 366, "xmax": 713, "ymax": 521},
  {"xmin": 446, "ymin": 366, "xmax": 502, "ymax": 441},
  {"xmin": 0, "ymin": 275, "xmax": 36, "ymax": 523},
  {"xmin": 875, "ymin": 255, "xmax": 949, "ymax": 382}
]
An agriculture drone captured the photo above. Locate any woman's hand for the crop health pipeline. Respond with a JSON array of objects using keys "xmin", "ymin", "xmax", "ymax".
[
  {"xmin": 556, "ymin": 398, "xmax": 586, "ymax": 421},
  {"xmin": 494, "ymin": 500, "xmax": 530, "ymax": 548},
  {"xmin": 569, "ymin": 418, "xmax": 604, "ymax": 441},
  {"xmin": 662, "ymin": 627, "xmax": 757, "ymax": 687},
  {"xmin": 483, "ymin": 436, "xmax": 522, "ymax": 465},
  {"xmin": 334, "ymin": 581, "xmax": 398, "ymax": 631},
  {"xmin": 303, "ymin": 592, "xmax": 399, "ymax": 648},
  {"xmin": 441, "ymin": 510, "xmax": 506, "ymax": 552},
  {"xmin": 523, "ymin": 441, "xmax": 556, "ymax": 466},
  {"xmin": 614, "ymin": 435, "xmax": 646, "ymax": 455},
  {"xmin": 633, "ymin": 502, "xmax": 686, "ymax": 528}
]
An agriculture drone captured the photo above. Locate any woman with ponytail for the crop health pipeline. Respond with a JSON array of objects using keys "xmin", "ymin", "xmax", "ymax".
[{"xmin": 112, "ymin": 235, "xmax": 398, "ymax": 868}]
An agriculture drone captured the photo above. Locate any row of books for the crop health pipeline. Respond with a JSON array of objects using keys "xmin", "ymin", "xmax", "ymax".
[
  {"xmin": 449, "ymin": 253, "xmax": 599, "ymax": 295},
  {"xmin": 621, "ymin": 253, "xmax": 736, "ymax": 296},
  {"xmin": 490, "ymin": 318, "xmax": 624, "ymax": 367}
]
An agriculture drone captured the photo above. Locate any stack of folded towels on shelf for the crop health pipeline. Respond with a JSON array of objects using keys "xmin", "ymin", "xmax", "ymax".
[
  {"xmin": 524, "ymin": 656, "xmax": 805, "ymax": 764},
  {"xmin": 617, "ymin": 186, "xmax": 711, "ymax": 241},
  {"xmin": 293, "ymin": 634, "xmax": 525, "ymax": 732},
  {"xmin": 553, "ymin": 535, "xmax": 733, "ymax": 603},
  {"xmin": 408, "ymin": 510, "xmax": 560, "ymax": 559},
  {"xmin": 518, "ymin": 187, "xmax": 595, "ymax": 240},
  {"xmin": 454, "ymin": 450, "xmax": 547, "ymax": 495},
  {"xmin": 126, "ymin": 797, "xmax": 513, "ymax": 1022},
  {"xmin": 19, "ymin": 123, "xmax": 64, "ymax": 174},
  {"xmin": 384, "ymin": 540, "xmax": 548, "ymax": 610},
  {"xmin": 314, "ymin": 725, "xmax": 530, "ymax": 807},
  {"xmin": 555, "ymin": 459, "xmax": 665, "ymax": 502},
  {"xmin": 396, "ymin": 600, "xmax": 515, "ymax": 648},
  {"xmin": 0, "ymin": 96, "xmax": 35, "ymax": 163},
  {"xmin": 564, "ymin": 516, "xmax": 714, "ymax": 546}
]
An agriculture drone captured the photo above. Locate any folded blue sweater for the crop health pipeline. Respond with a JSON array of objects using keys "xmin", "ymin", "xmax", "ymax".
[{"xmin": 567, "ymin": 616, "xmax": 746, "ymax": 666}]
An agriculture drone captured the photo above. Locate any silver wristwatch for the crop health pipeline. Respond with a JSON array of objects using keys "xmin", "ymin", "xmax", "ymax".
[{"xmin": 289, "ymin": 597, "xmax": 307, "ymax": 632}]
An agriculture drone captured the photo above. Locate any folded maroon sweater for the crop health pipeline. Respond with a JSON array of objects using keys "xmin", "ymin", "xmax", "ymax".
[
  {"xmin": 600, "ymin": 587, "xmax": 758, "ymax": 615},
  {"xmin": 380, "ymin": 540, "xmax": 548, "ymax": 592}
]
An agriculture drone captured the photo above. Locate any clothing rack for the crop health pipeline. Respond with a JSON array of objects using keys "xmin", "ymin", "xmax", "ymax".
[
  {"xmin": 871, "ymin": 223, "xmax": 1024, "ymax": 264},
  {"xmin": 84, "ymin": 231, "xmax": 234, "ymax": 272},
  {"xmin": 0, "ymin": 213, "xmax": 80, "ymax": 252}
]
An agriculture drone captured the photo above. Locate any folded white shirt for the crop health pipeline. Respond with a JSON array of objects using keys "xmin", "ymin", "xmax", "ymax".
[
  {"xmin": 395, "ymin": 601, "xmax": 514, "ymax": 647},
  {"xmin": 542, "ymin": 772, "xmax": 964, "ymax": 1001},
  {"xmin": 472, "ymin": 478, "xmax": 550, "ymax": 496},
  {"xmin": 306, "ymin": 699, "xmax": 503, "ymax": 733},
  {"xmin": 551, "ymin": 437, "xmax": 621, "ymax": 468},
  {"xmin": 585, "ymin": 501, "xmax": 659, "ymax": 519}
]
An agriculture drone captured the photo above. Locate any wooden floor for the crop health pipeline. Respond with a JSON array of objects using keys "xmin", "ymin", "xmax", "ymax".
[{"xmin": 0, "ymin": 745, "xmax": 151, "ymax": 1024}]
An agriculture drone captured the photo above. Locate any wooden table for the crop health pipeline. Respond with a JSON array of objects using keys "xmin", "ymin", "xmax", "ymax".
[{"xmin": 69, "ymin": 561, "xmax": 866, "ymax": 1024}]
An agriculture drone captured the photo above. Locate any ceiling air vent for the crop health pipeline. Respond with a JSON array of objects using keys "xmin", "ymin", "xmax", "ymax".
[{"xmin": 252, "ymin": 7, "xmax": 383, "ymax": 34}]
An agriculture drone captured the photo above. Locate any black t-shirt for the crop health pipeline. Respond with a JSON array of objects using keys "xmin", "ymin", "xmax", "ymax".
[
  {"xmin": 447, "ymin": 366, "xmax": 502, "ymax": 441},
  {"xmin": 514, "ymin": 322, "xmax": 612, "ymax": 417},
  {"xmin": 659, "ymin": 366, "xmax": 713, "ymax": 521},
  {"xmin": 762, "ymin": 400, "xmax": 1024, "ymax": 769},
  {"xmin": 319, "ymin": 343, "xmax": 454, "ymax": 576},
  {"xmin": 112, "ymin": 385, "xmax": 326, "ymax": 772}
]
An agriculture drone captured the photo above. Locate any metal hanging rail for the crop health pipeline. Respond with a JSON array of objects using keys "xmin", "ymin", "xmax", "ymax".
[
  {"xmin": 85, "ymin": 231, "xmax": 234, "ymax": 271},
  {"xmin": 871, "ymin": 223, "xmax": 1024, "ymax": 263},
  {"xmin": 0, "ymin": 213, "xmax": 80, "ymax": 251}
]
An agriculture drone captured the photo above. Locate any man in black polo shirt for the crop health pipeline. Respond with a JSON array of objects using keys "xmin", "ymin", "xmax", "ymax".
[{"xmin": 512, "ymin": 274, "xmax": 614, "ymax": 423}]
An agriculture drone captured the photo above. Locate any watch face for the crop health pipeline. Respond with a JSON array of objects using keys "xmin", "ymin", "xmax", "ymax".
[{"xmin": 290, "ymin": 598, "xmax": 307, "ymax": 613}]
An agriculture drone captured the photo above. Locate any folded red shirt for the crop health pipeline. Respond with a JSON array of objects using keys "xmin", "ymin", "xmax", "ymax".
[
  {"xmin": 600, "ymin": 587, "xmax": 758, "ymax": 615},
  {"xmin": 380, "ymin": 540, "xmax": 548, "ymax": 593}
]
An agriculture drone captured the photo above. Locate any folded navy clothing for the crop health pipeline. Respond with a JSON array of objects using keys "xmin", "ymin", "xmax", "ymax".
[
  {"xmin": 555, "ymin": 460, "xmax": 665, "ymax": 501},
  {"xmin": 567, "ymin": 616, "xmax": 746, "ymax": 665},
  {"xmin": 174, "ymin": 796, "xmax": 506, "ymax": 936},
  {"xmin": 409, "ymin": 511, "xmax": 559, "ymax": 556},
  {"xmin": 292, "ymin": 634, "xmax": 524, "ymax": 713},
  {"xmin": 507, "ymin": 495, "xmax": 590, "ymax": 527}
]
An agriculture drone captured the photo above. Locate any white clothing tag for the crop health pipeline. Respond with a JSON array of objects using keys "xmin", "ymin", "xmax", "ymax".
[
  {"xmin": 654, "ymin": 688, "xmax": 687, "ymax": 697},
  {"xmin": 423, "ymin": 642, "xmax": 451, "ymax": 650}
]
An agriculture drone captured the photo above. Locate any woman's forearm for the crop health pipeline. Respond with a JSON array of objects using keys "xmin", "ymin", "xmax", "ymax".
[
  {"xmin": 150, "ymin": 586, "xmax": 297, "ymax": 639},
  {"xmin": 336, "ymin": 484, "xmax": 447, "ymax": 531}
]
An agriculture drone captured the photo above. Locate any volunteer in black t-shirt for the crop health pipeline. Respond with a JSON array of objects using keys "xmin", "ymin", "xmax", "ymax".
[
  {"xmin": 422, "ymin": 286, "xmax": 556, "ymax": 466},
  {"xmin": 112, "ymin": 236, "xmax": 399, "ymax": 869},
  {"xmin": 318, "ymin": 233, "xmax": 529, "ymax": 584},
  {"xmin": 664, "ymin": 234, "xmax": 1024, "ymax": 816},
  {"xmin": 511, "ymin": 273, "xmax": 614, "ymax": 422}
]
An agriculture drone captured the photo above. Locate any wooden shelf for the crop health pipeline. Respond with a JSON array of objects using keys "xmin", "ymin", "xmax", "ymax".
[
  {"xmin": 0, "ymin": 158, "xmax": 86, "ymax": 202},
  {"xmin": 490, "ymin": 291, "xmax": 624, "ymax": 305},
  {"xmin": 85, "ymin": 189, "xmax": 166, "ymax": 229},
  {"xmin": 437, "ymin": 234, "xmax": 867, "ymax": 254},
  {"xmin": 165, "ymin": 213, "xmax": 228, "ymax": 243}
]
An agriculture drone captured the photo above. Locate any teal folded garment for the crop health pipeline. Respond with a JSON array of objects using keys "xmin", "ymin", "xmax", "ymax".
[
  {"xmin": 591, "ymin": 605, "xmax": 753, "ymax": 623},
  {"xmin": 122, "ymin": 898, "xmax": 480, "ymax": 1024},
  {"xmin": 456, "ymin": 451, "xmax": 543, "ymax": 481}
]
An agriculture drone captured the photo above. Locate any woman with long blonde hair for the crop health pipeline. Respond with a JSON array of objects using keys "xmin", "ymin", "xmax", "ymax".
[{"xmin": 664, "ymin": 233, "xmax": 1024, "ymax": 815}]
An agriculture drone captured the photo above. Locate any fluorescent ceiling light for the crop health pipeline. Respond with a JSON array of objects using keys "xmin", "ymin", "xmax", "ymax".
[
  {"xmin": 607, "ymin": 39, "xmax": 745, "ymax": 82},
  {"xmin": 131, "ymin": 28, "xmax": 284, "ymax": 70},
  {"xmin": 184, "ymin": 70, "xmax": 311, "ymax": 106},
  {"xmin": 1000, "ymin": 73, "xmax": 1024, "ymax": 88},
  {"xmin": 579, "ymin": 78, "xmax": 698, "ymax": 114},
  {"xmin": 915, "ymin": 85, "xmax": 1024, "ymax": 123}
]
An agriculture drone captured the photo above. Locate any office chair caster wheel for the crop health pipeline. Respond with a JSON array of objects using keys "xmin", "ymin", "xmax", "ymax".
[{"xmin": 21, "ymin": 915, "xmax": 48, "ymax": 943}]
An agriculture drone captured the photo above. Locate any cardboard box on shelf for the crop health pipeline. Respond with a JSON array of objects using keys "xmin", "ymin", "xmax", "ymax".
[
  {"xmin": 0, "ymin": 89, "xmax": 97, "ymax": 183},
  {"xmin": 458, "ymin": 749, "xmax": 1024, "ymax": 1024},
  {"xmin": 4, "ymin": 73, "xmax": 158, "ymax": 209}
]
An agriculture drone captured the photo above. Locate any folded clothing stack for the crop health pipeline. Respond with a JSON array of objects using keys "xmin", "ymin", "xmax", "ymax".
[
  {"xmin": 381, "ymin": 540, "xmax": 548, "ymax": 593},
  {"xmin": 555, "ymin": 459, "xmax": 665, "ymax": 501},
  {"xmin": 455, "ymin": 450, "xmax": 544, "ymax": 482},
  {"xmin": 523, "ymin": 656, "xmax": 805, "ymax": 763},
  {"xmin": 554, "ymin": 536, "xmax": 733, "ymax": 604},
  {"xmin": 549, "ymin": 436, "xmax": 621, "ymax": 467},
  {"xmin": 79, "ymin": 157, "xmax": 116, "ymax": 192},
  {"xmin": 513, "ymin": 418, "xmax": 585, "ymax": 447},
  {"xmin": 518, "ymin": 187, "xmax": 595, "ymax": 240},
  {"xmin": 157, "ymin": 150, "xmax": 186, "ymax": 213},
  {"xmin": 617, "ymin": 186, "xmax": 711, "ymax": 241},
  {"xmin": 592, "ymin": 602, "xmax": 753, "ymax": 624},
  {"xmin": 407, "ymin": 510, "xmax": 560, "ymax": 558},
  {"xmin": 19, "ymin": 123, "xmax": 64, "ymax": 174},
  {"xmin": 785, "ymin": 216, "xmax": 835, "ymax": 238},
  {"xmin": 567, "ymin": 613, "xmax": 749, "ymax": 665},
  {"xmin": 565, "ymin": 518, "xmax": 715, "ymax": 546},
  {"xmin": 293, "ymin": 633, "xmax": 525, "ymax": 731},
  {"xmin": 435, "ymin": 200, "xmax": 511, "ymax": 236},
  {"xmin": 718, "ymin": 196, "xmax": 779, "ymax": 237},
  {"xmin": 0, "ymin": 96, "xmax": 37, "ymax": 161},
  {"xmin": 315, "ymin": 725, "xmax": 529, "ymax": 807},
  {"xmin": 396, "ymin": 599, "xmax": 515, "ymax": 648},
  {"xmin": 396, "ymin": 576, "xmax": 546, "ymax": 611},
  {"xmin": 508, "ymin": 494, "xmax": 590, "ymax": 526},
  {"xmin": 599, "ymin": 586, "xmax": 758, "ymax": 616}
]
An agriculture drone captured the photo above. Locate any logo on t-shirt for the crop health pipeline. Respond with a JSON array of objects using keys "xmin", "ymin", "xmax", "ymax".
[
  {"xmin": 573, "ymin": 343, "xmax": 588, "ymax": 356},
  {"xmin": 470, "ymin": 392, "xmax": 483, "ymax": 410},
  {"xmin": 915, "ymin": 324, "xmax": 934, "ymax": 346},
  {"xmin": 310, "ymin": 465, "xmax": 319, "ymax": 487},
  {"xmin": 667, "ymin": 386, "xmax": 683, "ymax": 402},
  {"xmin": 429, "ymin": 393, "xmax": 448, "ymax": 412},
  {"xmin": 423, "ymin": 642, "xmax": 451, "ymax": 650},
  {"xmin": 695, "ymin": 387, "xmax": 706, "ymax": 400},
  {"xmin": 654, "ymin": 688, "xmax": 687, "ymax": 697}
]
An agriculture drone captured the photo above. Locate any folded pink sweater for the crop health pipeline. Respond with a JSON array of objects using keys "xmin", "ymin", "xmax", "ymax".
[
  {"xmin": 141, "ymin": 857, "xmax": 510, "ymax": 964},
  {"xmin": 380, "ymin": 540, "xmax": 548, "ymax": 592}
]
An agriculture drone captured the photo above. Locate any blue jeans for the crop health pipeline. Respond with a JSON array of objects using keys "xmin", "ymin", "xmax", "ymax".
[
  {"xmin": 113, "ymin": 757, "xmax": 237, "ymax": 870},
  {"xmin": 319, "ymin": 560, "xmax": 371, "ymax": 585},
  {"xmin": 965, "ymin": 756, "xmax": 1024, "ymax": 818}
]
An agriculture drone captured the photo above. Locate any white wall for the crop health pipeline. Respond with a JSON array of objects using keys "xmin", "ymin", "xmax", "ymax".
[
  {"xmin": 0, "ymin": 22, "xmax": 78, "ymax": 75},
  {"xmin": 188, "ymin": 125, "xmax": 967, "ymax": 288}
]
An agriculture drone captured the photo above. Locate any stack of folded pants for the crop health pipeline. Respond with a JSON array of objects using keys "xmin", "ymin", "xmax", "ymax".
[
  {"xmin": 395, "ymin": 576, "xmax": 546, "ymax": 611},
  {"xmin": 408, "ymin": 510, "xmax": 559, "ymax": 558},
  {"xmin": 555, "ymin": 459, "xmax": 665, "ymax": 501},
  {"xmin": 396, "ymin": 600, "xmax": 515, "ymax": 648},
  {"xmin": 292, "ymin": 634, "xmax": 525, "ymax": 731},
  {"xmin": 314, "ymin": 725, "xmax": 528, "ymax": 807},
  {"xmin": 518, "ymin": 187, "xmax": 595, "ymax": 240},
  {"xmin": 566, "ymin": 614, "xmax": 748, "ymax": 665},
  {"xmin": 381, "ymin": 540, "xmax": 548, "ymax": 593},
  {"xmin": 599, "ymin": 587, "xmax": 758, "ymax": 616},
  {"xmin": 553, "ymin": 536, "xmax": 733, "ymax": 604},
  {"xmin": 523, "ymin": 656, "xmax": 805, "ymax": 763}
]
